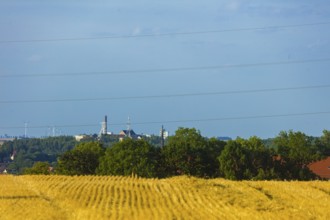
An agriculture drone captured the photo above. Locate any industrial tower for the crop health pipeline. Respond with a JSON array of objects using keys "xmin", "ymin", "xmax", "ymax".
[
  {"xmin": 99, "ymin": 115, "xmax": 108, "ymax": 136},
  {"xmin": 127, "ymin": 116, "xmax": 131, "ymax": 138}
]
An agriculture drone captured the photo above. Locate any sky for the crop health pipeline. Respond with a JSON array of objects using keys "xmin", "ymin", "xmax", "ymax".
[{"xmin": 1, "ymin": 0, "xmax": 330, "ymax": 139}]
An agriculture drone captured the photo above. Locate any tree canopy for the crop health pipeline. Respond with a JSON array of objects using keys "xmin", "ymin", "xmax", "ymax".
[
  {"xmin": 273, "ymin": 130, "xmax": 319, "ymax": 180},
  {"xmin": 97, "ymin": 139, "xmax": 158, "ymax": 178},
  {"xmin": 24, "ymin": 161, "xmax": 51, "ymax": 175},
  {"xmin": 219, "ymin": 137, "xmax": 276, "ymax": 180},
  {"xmin": 56, "ymin": 142, "xmax": 105, "ymax": 175},
  {"xmin": 1, "ymin": 128, "xmax": 328, "ymax": 180},
  {"xmin": 161, "ymin": 128, "xmax": 225, "ymax": 177},
  {"xmin": 0, "ymin": 136, "xmax": 76, "ymax": 173}
]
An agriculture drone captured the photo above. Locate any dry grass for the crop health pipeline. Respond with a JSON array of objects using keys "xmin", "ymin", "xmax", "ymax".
[{"xmin": 1, "ymin": 175, "xmax": 329, "ymax": 219}]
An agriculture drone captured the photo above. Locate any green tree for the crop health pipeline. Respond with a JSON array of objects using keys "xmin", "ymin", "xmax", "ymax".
[
  {"xmin": 315, "ymin": 130, "xmax": 330, "ymax": 156},
  {"xmin": 275, "ymin": 130, "xmax": 321, "ymax": 165},
  {"xmin": 56, "ymin": 142, "xmax": 105, "ymax": 175},
  {"xmin": 273, "ymin": 130, "xmax": 319, "ymax": 180},
  {"xmin": 161, "ymin": 128, "xmax": 220, "ymax": 177},
  {"xmin": 97, "ymin": 139, "xmax": 158, "ymax": 178},
  {"xmin": 205, "ymin": 137, "xmax": 226, "ymax": 177},
  {"xmin": 236, "ymin": 136, "xmax": 276, "ymax": 180},
  {"xmin": 98, "ymin": 134, "xmax": 120, "ymax": 147},
  {"xmin": 24, "ymin": 161, "xmax": 51, "ymax": 175},
  {"xmin": 0, "ymin": 136, "xmax": 76, "ymax": 174},
  {"xmin": 145, "ymin": 135, "xmax": 164, "ymax": 148},
  {"xmin": 218, "ymin": 140, "xmax": 247, "ymax": 180}
]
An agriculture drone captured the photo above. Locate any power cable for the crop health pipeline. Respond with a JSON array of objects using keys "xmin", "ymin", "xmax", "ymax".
[
  {"xmin": 1, "ymin": 21, "xmax": 330, "ymax": 44},
  {"xmin": 1, "ymin": 58, "xmax": 330, "ymax": 78},
  {"xmin": 1, "ymin": 111, "xmax": 330, "ymax": 129},
  {"xmin": 1, "ymin": 84, "xmax": 329, "ymax": 104}
]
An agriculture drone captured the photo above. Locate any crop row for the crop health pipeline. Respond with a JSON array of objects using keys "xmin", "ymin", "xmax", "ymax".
[{"xmin": 1, "ymin": 175, "xmax": 329, "ymax": 219}]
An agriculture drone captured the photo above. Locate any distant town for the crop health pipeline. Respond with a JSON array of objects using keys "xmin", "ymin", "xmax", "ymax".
[{"xmin": 0, "ymin": 115, "xmax": 232, "ymax": 145}]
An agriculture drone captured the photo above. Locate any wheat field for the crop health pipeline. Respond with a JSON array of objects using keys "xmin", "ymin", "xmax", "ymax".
[{"xmin": 0, "ymin": 175, "xmax": 329, "ymax": 220}]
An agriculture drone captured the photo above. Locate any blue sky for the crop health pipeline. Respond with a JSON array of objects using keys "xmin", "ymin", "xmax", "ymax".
[{"xmin": 1, "ymin": 0, "xmax": 330, "ymax": 138}]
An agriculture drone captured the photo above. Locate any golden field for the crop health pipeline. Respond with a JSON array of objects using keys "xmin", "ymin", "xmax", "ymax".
[{"xmin": 0, "ymin": 175, "xmax": 329, "ymax": 220}]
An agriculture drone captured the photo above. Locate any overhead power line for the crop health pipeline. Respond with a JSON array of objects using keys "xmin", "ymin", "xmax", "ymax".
[
  {"xmin": 1, "ymin": 111, "xmax": 330, "ymax": 129},
  {"xmin": 1, "ymin": 57, "xmax": 330, "ymax": 78},
  {"xmin": 1, "ymin": 84, "xmax": 329, "ymax": 104},
  {"xmin": 132, "ymin": 111, "xmax": 330, "ymax": 125},
  {"xmin": 0, "ymin": 21, "xmax": 330, "ymax": 44}
]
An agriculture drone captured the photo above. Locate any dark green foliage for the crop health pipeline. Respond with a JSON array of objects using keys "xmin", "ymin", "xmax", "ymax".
[
  {"xmin": 144, "ymin": 135, "xmax": 164, "ymax": 148},
  {"xmin": 161, "ymin": 128, "xmax": 207, "ymax": 177},
  {"xmin": 205, "ymin": 137, "xmax": 226, "ymax": 177},
  {"xmin": 97, "ymin": 139, "xmax": 158, "ymax": 178},
  {"xmin": 98, "ymin": 134, "xmax": 120, "ymax": 147},
  {"xmin": 1, "ymin": 128, "xmax": 327, "ymax": 180},
  {"xmin": 218, "ymin": 140, "xmax": 248, "ymax": 180},
  {"xmin": 218, "ymin": 137, "xmax": 279, "ymax": 180},
  {"xmin": 161, "ymin": 128, "xmax": 225, "ymax": 178},
  {"xmin": 56, "ymin": 142, "xmax": 105, "ymax": 175},
  {"xmin": 24, "ymin": 161, "xmax": 51, "ymax": 175},
  {"xmin": 275, "ymin": 131, "xmax": 320, "ymax": 164},
  {"xmin": 0, "ymin": 142, "xmax": 13, "ymax": 163},
  {"xmin": 237, "ymin": 137, "xmax": 277, "ymax": 180},
  {"xmin": 314, "ymin": 130, "xmax": 330, "ymax": 156},
  {"xmin": 273, "ymin": 130, "xmax": 320, "ymax": 180},
  {"xmin": 0, "ymin": 136, "xmax": 76, "ymax": 173}
]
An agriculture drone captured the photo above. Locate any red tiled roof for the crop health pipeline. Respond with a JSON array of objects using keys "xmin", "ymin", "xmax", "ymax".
[{"xmin": 308, "ymin": 156, "xmax": 330, "ymax": 179}]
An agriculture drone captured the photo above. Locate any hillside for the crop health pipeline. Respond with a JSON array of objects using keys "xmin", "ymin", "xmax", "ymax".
[{"xmin": 1, "ymin": 175, "xmax": 329, "ymax": 219}]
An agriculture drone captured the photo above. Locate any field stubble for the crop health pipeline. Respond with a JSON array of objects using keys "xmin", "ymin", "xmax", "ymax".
[{"xmin": 0, "ymin": 175, "xmax": 329, "ymax": 219}]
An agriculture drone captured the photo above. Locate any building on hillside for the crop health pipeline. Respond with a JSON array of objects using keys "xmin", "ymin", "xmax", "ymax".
[
  {"xmin": 74, "ymin": 135, "xmax": 87, "ymax": 142},
  {"xmin": 308, "ymin": 156, "xmax": 330, "ymax": 179},
  {"xmin": 118, "ymin": 116, "xmax": 144, "ymax": 141},
  {"xmin": 119, "ymin": 130, "xmax": 143, "ymax": 141}
]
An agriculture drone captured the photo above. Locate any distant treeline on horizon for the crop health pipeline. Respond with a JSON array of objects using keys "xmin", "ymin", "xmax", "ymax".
[{"xmin": 1, "ymin": 128, "xmax": 330, "ymax": 181}]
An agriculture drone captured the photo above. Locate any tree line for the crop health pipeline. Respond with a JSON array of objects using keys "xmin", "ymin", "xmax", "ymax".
[
  {"xmin": 24, "ymin": 128, "xmax": 330, "ymax": 180},
  {"xmin": 0, "ymin": 136, "xmax": 76, "ymax": 173}
]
